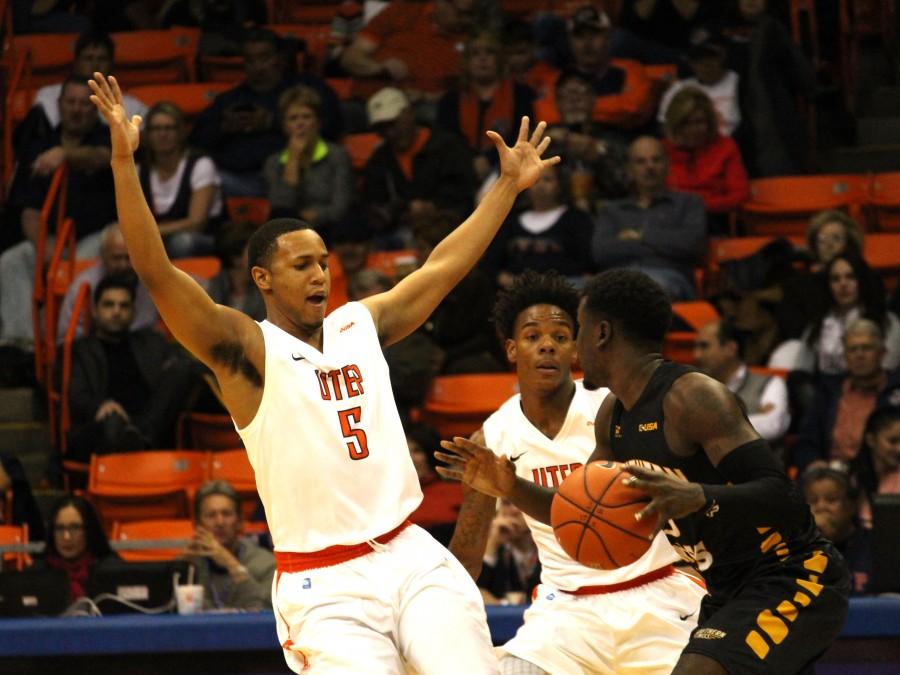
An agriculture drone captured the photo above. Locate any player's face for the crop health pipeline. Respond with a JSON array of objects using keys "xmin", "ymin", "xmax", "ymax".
[
  {"xmin": 54, "ymin": 505, "xmax": 88, "ymax": 560},
  {"xmin": 576, "ymin": 298, "xmax": 605, "ymax": 390},
  {"xmin": 198, "ymin": 494, "xmax": 241, "ymax": 549},
  {"xmin": 867, "ymin": 419, "xmax": 900, "ymax": 472},
  {"xmin": 265, "ymin": 229, "xmax": 330, "ymax": 330},
  {"xmin": 804, "ymin": 478, "xmax": 853, "ymax": 542},
  {"xmin": 508, "ymin": 304, "xmax": 576, "ymax": 390}
]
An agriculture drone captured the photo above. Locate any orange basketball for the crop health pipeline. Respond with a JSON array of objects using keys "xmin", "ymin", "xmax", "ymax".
[{"xmin": 551, "ymin": 461, "xmax": 655, "ymax": 569}]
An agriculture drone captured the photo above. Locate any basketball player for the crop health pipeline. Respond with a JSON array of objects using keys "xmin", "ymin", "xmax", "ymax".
[
  {"xmin": 446, "ymin": 271, "xmax": 706, "ymax": 674},
  {"xmin": 438, "ymin": 269, "xmax": 850, "ymax": 674},
  {"xmin": 88, "ymin": 72, "xmax": 559, "ymax": 674}
]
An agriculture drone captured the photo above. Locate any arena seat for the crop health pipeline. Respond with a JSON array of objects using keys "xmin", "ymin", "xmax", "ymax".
[
  {"xmin": 868, "ymin": 172, "xmax": 900, "ymax": 231},
  {"xmin": 421, "ymin": 373, "xmax": 520, "ymax": 439},
  {"xmin": 0, "ymin": 524, "xmax": 30, "ymax": 571},
  {"xmin": 207, "ymin": 449, "xmax": 260, "ymax": 522},
  {"xmin": 343, "ymin": 132, "xmax": 382, "ymax": 171},
  {"xmin": 664, "ymin": 301, "xmax": 720, "ymax": 364},
  {"xmin": 111, "ymin": 519, "xmax": 194, "ymax": 562},
  {"xmin": 177, "ymin": 413, "xmax": 243, "ymax": 451},
  {"xmin": 111, "ymin": 28, "xmax": 199, "ymax": 85},
  {"xmin": 127, "ymin": 82, "xmax": 231, "ymax": 121},
  {"xmin": 225, "ymin": 196, "xmax": 271, "ymax": 226},
  {"xmin": 8, "ymin": 33, "xmax": 77, "ymax": 87},
  {"xmin": 863, "ymin": 233, "xmax": 900, "ymax": 291}
]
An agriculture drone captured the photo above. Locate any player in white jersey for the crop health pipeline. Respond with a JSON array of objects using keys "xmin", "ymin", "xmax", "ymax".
[
  {"xmin": 440, "ymin": 271, "xmax": 706, "ymax": 675},
  {"xmin": 88, "ymin": 73, "xmax": 560, "ymax": 674}
]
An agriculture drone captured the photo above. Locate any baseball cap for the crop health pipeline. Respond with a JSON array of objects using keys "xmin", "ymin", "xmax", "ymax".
[
  {"xmin": 687, "ymin": 27, "xmax": 727, "ymax": 58},
  {"xmin": 569, "ymin": 4, "xmax": 612, "ymax": 33},
  {"xmin": 367, "ymin": 87, "xmax": 410, "ymax": 126}
]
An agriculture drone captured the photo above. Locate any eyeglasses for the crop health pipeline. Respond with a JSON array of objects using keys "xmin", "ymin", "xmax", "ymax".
[{"xmin": 54, "ymin": 523, "xmax": 85, "ymax": 535}]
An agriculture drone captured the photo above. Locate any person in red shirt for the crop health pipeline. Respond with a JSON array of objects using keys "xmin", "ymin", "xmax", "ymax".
[{"xmin": 662, "ymin": 86, "xmax": 749, "ymax": 233}]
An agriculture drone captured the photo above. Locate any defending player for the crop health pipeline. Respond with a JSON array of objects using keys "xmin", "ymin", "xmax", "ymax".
[
  {"xmin": 447, "ymin": 271, "xmax": 705, "ymax": 674},
  {"xmin": 438, "ymin": 269, "xmax": 850, "ymax": 675},
  {"xmin": 88, "ymin": 72, "xmax": 558, "ymax": 674}
]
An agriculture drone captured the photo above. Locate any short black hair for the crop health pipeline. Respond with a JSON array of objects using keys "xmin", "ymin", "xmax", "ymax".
[
  {"xmin": 74, "ymin": 29, "xmax": 115, "ymax": 60},
  {"xmin": 60, "ymin": 74, "xmax": 92, "ymax": 97},
  {"xmin": 581, "ymin": 270, "xmax": 672, "ymax": 349},
  {"xmin": 492, "ymin": 270, "xmax": 579, "ymax": 341},
  {"xmin": 800, "ymin": 466, "xmax": 859, "ymax": 501},
  {"xmin": 242, "ymin": 27, "xmax": 281, "ymax": 51},
  {"xmin": 94, "ymin": 272, "xmax": 136, "ymax": 305},
  {"xmin": 246, "ymin": 218, "xmax": 312, "ymax": 273},
  {"xmin": 716, "ymin": 319, "xmax": 746, "ymax": 360},
  {"xmin": 555, "ymin": 68, "xmax": 594, "ymax": 94}
]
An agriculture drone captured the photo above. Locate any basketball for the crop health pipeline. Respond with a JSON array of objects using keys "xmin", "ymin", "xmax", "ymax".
[{"xmin": 550, "ymin": 461, "xmax": 655, "ymax": 570}]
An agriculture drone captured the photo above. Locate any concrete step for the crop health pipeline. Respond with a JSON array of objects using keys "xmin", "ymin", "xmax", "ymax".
[
  {"xmin": 0, "ymin": 422, "xmax": 52, "ymax": 458},
  {"xmin": 17, "ymin": 452, "xmax": 51, "ymax": 489},
  {"xmin": 862, "ymin": 86, "xmax": 900, "ymax": 118},
  {"xmin": 857, "ymin": 117, "xmax": 900, "ymax": 146},
  {"xmin": 818, "ymin": 143, "xmax": 900, "ymax": 173},
  {"xmin": 33, "ymin": 488, "xmax": 67, "ymax": 525},
  {"xmin": 0, "ymin": 388, "xmax": 43, "ymax": 424}
]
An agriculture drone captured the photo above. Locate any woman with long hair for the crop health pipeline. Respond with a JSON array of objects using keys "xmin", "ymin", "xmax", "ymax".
[
  {"xmin": 40, "ymin": 495, "xmax": 118, "ymax": 602},
  {"xmin": 139, "ymin": 101, "xmax": 223, "ymax": 258},
  {"xmin": 854, "ymin": 407, "xmax": 900, "ymax": 528}
]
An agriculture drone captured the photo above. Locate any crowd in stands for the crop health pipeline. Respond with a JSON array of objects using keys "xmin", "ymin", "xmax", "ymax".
[{"xmin": 0, "ymin": 0, "xmax": 899, "ymax": 609}]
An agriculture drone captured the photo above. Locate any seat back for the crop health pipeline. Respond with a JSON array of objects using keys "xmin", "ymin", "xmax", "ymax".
[
  {"xmin": 111, "ymin": 519, "xmax": 194, "ymax": 562},
  {"xmin": 864, "ymin": 233, "xmax": 900, "ymax": 291},
  {"xmin": 365, "ymin": 249, "xmax": 418, "ymax": 282},
  {"xmin": 225, "ymin": 196, "xmax": 271, "ymax": 226},
  {"xmin": 88, "ymin": 451, "xmax": 208, "ymax": 529},
  {"xmin": 172, "ymin": 256, "xmax": 222, "ymax": 280},
  {"xmin": 741, "ymin": 174, "xmax": 868, "ymax": 235},
  {"xmin": 0, "ymin": 524, "xmax": 30, "ymax": 571},
  {"xmin": 177, "ymin": 412, "xmax": 243, "ymax": 450},
  {"xmin": 111, "ymin": 28, "xmax": 199, "ymax": 85},
  {"xmin": 343, "ymin": 132, "xmax": 382, "ymax": 171},
  {"xmin": 207, "ymin": 449, "xmax": 260, "ymax": 522},
  {"xmin": 868, "ymin": 172, "xmax": 900, "ymax": 231},
  {"xmin": 9, "ymin": 33, "xmax": 77, "ymax": 87},
  {"xmin": 127, "ymin": 82, "xmax": 230, "ymax": 122},
  {"xmin": 664, "ymin": 302, "xmax": 720, "ymax": 364},
  {"xmin": 422, "ymin": 373, "xmax": 520, "ymax": 438}
]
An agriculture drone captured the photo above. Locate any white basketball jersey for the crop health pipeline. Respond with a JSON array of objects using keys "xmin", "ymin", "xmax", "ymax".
[
  {"xmin": 482, "ymin": 382, "xmax": 678, "ymax": 591},
  {"xmin": 237, "ymin": 302, "xmax": 423, "ymax": 552}
]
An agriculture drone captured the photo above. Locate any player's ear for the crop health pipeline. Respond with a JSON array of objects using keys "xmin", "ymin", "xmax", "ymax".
[
  {"xmin": 596, "ymin": 319, "xmax": 612, "ymax": 348},
  {"xmin": 505, "ymin": 338, "xmax": 517, "ymax": 364},
  {"xmin": 251, "ymin": 265, "xmax": 271, "ymax": 291}
]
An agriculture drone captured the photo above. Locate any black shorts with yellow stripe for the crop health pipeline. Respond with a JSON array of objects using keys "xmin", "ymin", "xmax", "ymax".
[{"xmin": 682, "ymin": 543, "xmax": 851, "ymax": 675}]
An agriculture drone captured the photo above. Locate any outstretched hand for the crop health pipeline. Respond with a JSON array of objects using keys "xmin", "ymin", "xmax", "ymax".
[
  {"xmin": 489, "ymin": 117, "xmax": 560, "ymax": 193},
  {"xmin": 622, "ymin": 465, "xmax": 707, "ymax": 538},
  {"xmin": 435, "ymin": 436, "xmax": 517, "ymax": 499},
  {"xmin": 88, "ymin": 72, "xmax": 142, "ymax": 158}
]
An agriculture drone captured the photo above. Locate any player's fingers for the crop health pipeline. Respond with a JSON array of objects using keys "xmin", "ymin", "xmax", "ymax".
[
  {"xmin": 108, "ymin": 75, "xmax": 124, "ymax": 102},
  {"xmin": 542, "ymin": 155, "xmax": 562, "ymax": 167},
  {"xmin": 623, "ymin": 465, "xmax": 659, "ymax": 481},
  {"xmin": 433, "ymin": 450, "xmax": 464, "ymax": 465},
  {"xmin": 435, "ymin": 465, "xmax": 464, "ymax": 482},
  {"xmin": 634, "ymin": 500, "xmax": 657, "ymax": 523},
  {"xmin": 529, "ymin": 120, "xmax": 547, "ymax": 146},
  {"xmin": 452, "ymin": 436, "xmax": 490, "ymax": 454},
  {"xmin": 535, "ymin": 135, "xmax": 551, "ymax": 157},
  {"xmin": 132, "ymin": 115, "xmax": 143, "ymax": 128},
  {"xmin": 439, "ymin": 439, "xmax": 472, "ymax": 458},
  {"xmin": 516, "ymin": 115, "xmax": 530, "ymax": 143},
  {"xmin": 92, "ymin": 71, "xmax": 113, "ymax": 99}
]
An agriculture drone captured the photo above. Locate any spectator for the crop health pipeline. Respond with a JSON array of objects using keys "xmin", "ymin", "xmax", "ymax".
[
  {"xmin": 327, "ymin": 218, "xmax": 374, "ymax": 312},
  {"xmin": 484, "ymin": 163, "xmax": 594, "ymax": 289},
  {"xmin": 771, "ymin": 252, "xmax": 900, "ymax": 375},
  {"xmin": 693, "ymin": 319, "xmax": 790, "ymax": 444},
  {"xmin": 534, "ymin": 5, "xmax": 655, "ymax": 130},
  {"xmin": 263, "ymin": 85, "xmax": 353, "ymax": 240},
  {"xmin": 63, "ymin": 275, "xmax": 199, "ymax": 461},
  {"xmin": 721, "ymin": 0, "xmax": 816, "ymax": 176},
  {"xmin": 777, "ymin": 210, "xmax": 865, "ymax": 341},
  {"xmin": 801, "ymin": 467, "xmax": 872, "ymax": 595},
  {"xmin": 436, "ymin": 30, "xmax": 535, "ymax": 182},
  {"xmin": 1, "ymin": 77, "xmax": 116, "ymax": 350},
  {"xmin": 36, "ymin": 495, "xmax": 119, "ymax": 603},
  {"xmin": 545, "ymin": 69, "xmax": 631, "ymax": 211},
  {"xmin": 56, "ymin": 223, "xmax": 159, "ymax": 344},
  {"xmin": 206, "ymin": 221, "xmax": 265, "ymax": 320},
  {"xmin": 406, "ymin": 422, "xmax": 463, "ymax": 547},
  {"xmin": 190, "ymin": 28, "xmax": 342, "ymax": 197},
  {"xmin": 662, "ymin": 86, "xmax": 750, "ymax": 231},
  {"xmin": 158, "ymin": 0, "xmax": 268, "ymax": 56},
  {"xmin": 502, "ymin": 19, "xmax": 560, "ymax": 104},
  {"xmin": 339, "ymin": 0, "xmax": 476, "ymax": 99},
  {"xmin": 854, "ymin": 406, "xmax": 900, "ymax": 528},
  {"xmin": 348, "ymin": 268, "xmax": 392, "ymax": 301},
  {"xmin": 361, "ymin": 87, "xmax": 476, "ymax": 244},
  {"xmin": 139, "ymin": 102, "xmax": 223, "ymax": 258},
  {"xmin": 591, "ymin": 136, "xmax": 707, "ymax": 300},
  {"xmin": 792, "ymin": 319, "xmax": 900, "ymax": 473},
  {"xmin": 186, "ymin": 480, "xmax": 275, "ymax": 610},
  {"xmin": 477, "ymin": 500, "xmax": 540, "ymax": 605},
  {"xmin": 16, "ymin": 30, "xmax": 147, "ymax": 155},
  {"xmin": 617, "ymin": 0, "xmax": 721, "ymax": 54},
  {"xmin": 0, "ymin": 455, "xmax": 46, "ymax": 541},
  {"xmin": 12, "ymin": 0, "xmax": 91, "ymax": 33},
  {"xmin": 658, "ymin": 27, "xmax": 741, "ymax": 136}
]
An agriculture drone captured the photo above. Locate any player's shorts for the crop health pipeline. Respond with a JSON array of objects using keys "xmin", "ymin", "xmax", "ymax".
[
  {"xmin": 272, "ymin": 524, "xmax": 498, "ymax": 675},
  {"xmin": 681, "ymin": 544, "xmax": 850, "ymax": 675},
  {"xmin": 500, "ymin": 568, "xmax": 707, "ymax": 675}
]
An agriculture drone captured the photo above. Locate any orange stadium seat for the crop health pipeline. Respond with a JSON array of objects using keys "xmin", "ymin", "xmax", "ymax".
[
  {"xmin": 863, "ymin": 233, "xmax": 900, "ymax": 291},
  {"xmin": 87, "ymin": 451, "xmax": 208, "ymax": 530},
  {"xmin": 740, "ymin": 174, "xmax": 869, "ymax": 236},
  {"xmin": 706, "ymin": 235, "xmax": 806, "ymax": 287},
  {"xmin": 127, "ymin": 82, "xmax": 231, "ymax": 120},
  {"xmin": 111, "ymin": 519, "xmax": 194, "ymax": 562},
  {"xmin": 172, "ymin": 256, "xmax": 222, "ymax": 280},
  {"xmin": 177, "ymin": 412, "xmax": 243, "ymax": 450},
  {"xmin": 111, "ymin": 28, "xmax": 199, "ymax": 86},
  {"xmin": 343, "ymin": 132, "xmax": 382, "ymax": 171},
  {"xmin": 226, "ymin": 196, "xmax": 271, "ymax": 226},
  {"xmin": 207, "ymin": 449, "xmax": 261, "ymax": 522},
  {"xmin": 9, "ymin": 33, "xmax": 77, "ymax": 87},
  {"xmin": 421, "ymin": 373, "xmax": 520, "ymax": 439},
  {"xmin": 366, "ymin": 249, "xmax": 418, "ymax": 281},
  {"xmin": 0, "ymin": 524, "xmax": 30, "ymax": 571},
  {"xmin": 664, "ymin": 301, "xmax": 720, "ymax": 364},
  {"xmin": 868, "ymin": 171, "xmax": 900, "ymax": 231}
]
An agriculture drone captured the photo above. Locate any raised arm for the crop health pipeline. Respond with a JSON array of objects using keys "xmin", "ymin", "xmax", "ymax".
[
  {"xmin": 88, "ymin": 73, "xmax": 256, "ymax": 368},
  {"xmin": 362, "ymin": 117, "xmax": 559, "ymax": 346}
]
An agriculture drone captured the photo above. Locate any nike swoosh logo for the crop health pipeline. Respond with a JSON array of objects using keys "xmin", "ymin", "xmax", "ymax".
[
  {"xmin": 510, "ymin": 451, "xmax": 528, "ymax": 462},
  {"xmin": 680, "ymin": 612, "xmax": 696, "ymax": 621},
  {"xmin": 291, "ymin": 354, "xmax": 306, "ymax": 361}
]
